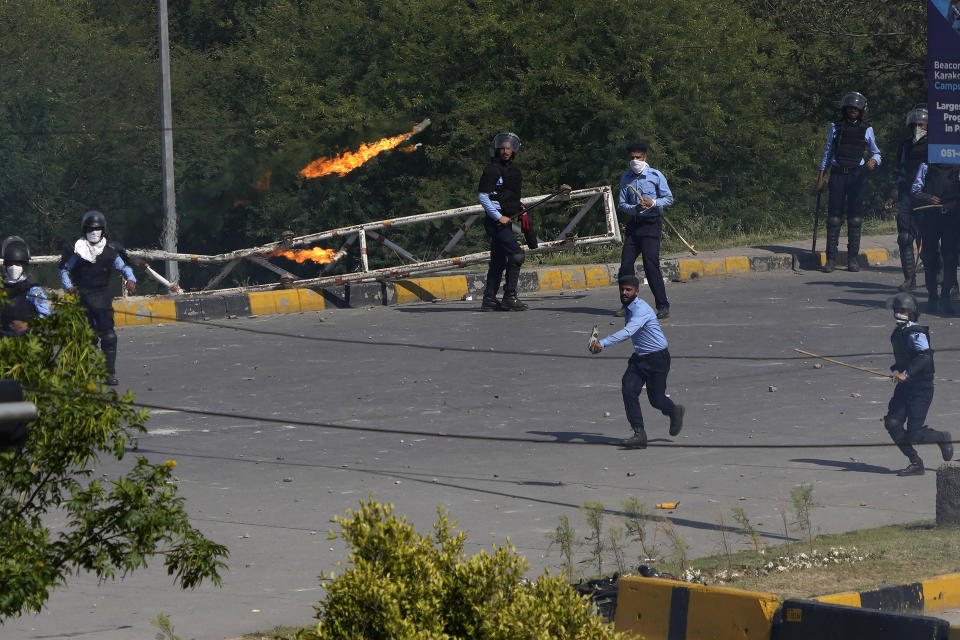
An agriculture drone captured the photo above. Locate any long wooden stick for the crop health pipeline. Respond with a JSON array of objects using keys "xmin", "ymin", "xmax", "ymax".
[
  {"xmin": 628, "ymin": 184, "xmax": 697, "ymax": 255},
  {"xmin": 794, "ymin": 348, "xmax": 891, "ymax": 378}
]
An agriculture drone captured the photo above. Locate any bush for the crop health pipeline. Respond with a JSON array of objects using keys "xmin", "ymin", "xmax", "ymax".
[{"xmin": 303, "ymin": 498, "xmax": 623, "ymax": 640}]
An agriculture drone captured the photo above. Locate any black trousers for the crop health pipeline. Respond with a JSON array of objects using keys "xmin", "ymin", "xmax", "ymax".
[
  {"xmin": 621, "ymin": 349, "xmax": 675, "ymax": 430},
  {"xmin": 919, "ymin": 211, "xmax": 960, "ymax": 298},
  {"xmin": 78, "ymin": 288, "xmax": 115, "ymax": 334},
  {"xmin": 618, "ymin": 232, "xmax": 668, "ymax": 309},
  {"xmin": 483, "ymin": 218, "xmax": 523, "ymax": 298},
  {"xmin": 825, "ymin": 168, "xmax": 867, "ymax": 261},
  {"xmin": 885, "ymin": 380, "xmax": 945, "ymax": 463}
]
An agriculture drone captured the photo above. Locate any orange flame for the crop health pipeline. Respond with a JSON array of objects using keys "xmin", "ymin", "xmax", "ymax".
[
  {"xmin": 265, "ymin": 247, "xmax": 338, "ymax": 264},
  {"xmin": 299, "ymin": 127, "xmax": 415, "ymax": 179}
]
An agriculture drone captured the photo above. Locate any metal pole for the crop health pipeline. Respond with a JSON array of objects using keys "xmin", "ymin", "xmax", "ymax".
[{"xmin": 157, "ymin": 0, "xmax": 178, "ymax": 283}]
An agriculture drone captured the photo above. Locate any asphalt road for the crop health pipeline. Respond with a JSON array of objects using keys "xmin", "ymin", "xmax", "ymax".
[{"xmin": 9, "ymin": 263, "xmax": 960, "ymax": 639}]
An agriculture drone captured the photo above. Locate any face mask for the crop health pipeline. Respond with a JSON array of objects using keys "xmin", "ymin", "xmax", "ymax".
[
  {"xmin": 5, "ymin": 265, "xmax": 23, "ymax": 281},
  {"xmin": 894, "ymin": 312, "xmax": 910, "ymax": 325},
  {"xmin": 629, "ymin": 159, "xmax": 648, "ymax": 174},
  {"xmin": 913, "ymin": 127, "xmax": 926, "ymax": 143},
  {"xmin": 85, "ymin": 230, "xmax": 103, "ymax": 243}
]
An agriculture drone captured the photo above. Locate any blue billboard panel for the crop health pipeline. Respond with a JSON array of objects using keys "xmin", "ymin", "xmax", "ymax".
[{"xmin": 928, "ymin": 0, "xmax": 960, "ymax": 164}]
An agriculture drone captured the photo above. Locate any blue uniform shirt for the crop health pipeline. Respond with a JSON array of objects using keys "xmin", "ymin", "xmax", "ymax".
[
  {"xmin": 899, "ymin": 321, "xmax": 929, "ymax": 380},
  {"xmin": 599, "ymin": 296, "xmax": 668, "ymax": 355},
  {"xmin": 618, "ymin": 168, "xmax": 674, "ymax": 219},
  {"xmin": 818, "ymin": 122, "xmax": 882, "ymax": 171}
]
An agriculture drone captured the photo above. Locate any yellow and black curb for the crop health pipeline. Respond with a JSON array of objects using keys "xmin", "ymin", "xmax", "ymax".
[
  {"xmin": 613, "ymin": 573, "xmax": 960, "ymax": 640},
  {"xmin": 111, "ymin": 243, "xmax": 902, "ymax": 327}
]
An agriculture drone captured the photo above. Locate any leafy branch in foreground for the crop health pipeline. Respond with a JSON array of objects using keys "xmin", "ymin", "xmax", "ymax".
[{"xmin": 0, "ymin": 297, "xmax": 228, "ymax": 618}]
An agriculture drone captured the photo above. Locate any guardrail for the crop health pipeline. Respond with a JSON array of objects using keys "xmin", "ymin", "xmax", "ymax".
[{"xmin": 32, "ymin": 186, "xmax": 620, "ymax": 296}]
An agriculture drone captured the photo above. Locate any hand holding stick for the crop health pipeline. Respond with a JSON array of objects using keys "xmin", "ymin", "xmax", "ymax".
[
  {"xmin": 628, "ymin": 184, "xmax": 697, "ymax": 255},
  {"xmin": 793, "ymin": 348, "xmax": 891, "ymax": 378}
]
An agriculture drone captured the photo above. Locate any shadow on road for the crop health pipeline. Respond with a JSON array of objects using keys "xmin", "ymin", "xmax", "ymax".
[{"xmin": 791, "ymin": 457, "xmax": 895, "ymax": 474}]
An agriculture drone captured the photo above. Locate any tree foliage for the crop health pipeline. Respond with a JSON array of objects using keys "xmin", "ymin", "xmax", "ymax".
[
  {"xmin": 305, "ymin": 498, "xmax": 623, "ymax": 640},
  {"xmin": 0, "ymin": 0, "xmax": 928, "ymax": 287},
  {"xmin": 0, "ymin": 298, "xmax": 228, "ymax": 617}
]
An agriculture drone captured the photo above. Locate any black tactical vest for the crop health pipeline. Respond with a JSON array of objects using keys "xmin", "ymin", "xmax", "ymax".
[
  {"xmin": 891, "ymin": 324, "xmax": 934, "ymax": 382},
  {"xmin": 482, "ymin": 159, "xmax": 523, "ymax": 216},
  {"xmin": 64, "ymin": 242, "xmax": 122, "ymax": 291},
  {"xmin": 923, "ymin": 164, "xmax": 960, "ymax": 202},
  {"xmin": 902, "ymin": 137, "xmax": 928, "ymax": 182},
  {"xmin": 833, "ymin": 120, "xmax": 869, "ymax": 169},
  {"xmin": 2, "ymin": 279, "xmax": 38, "ymax": 326}
]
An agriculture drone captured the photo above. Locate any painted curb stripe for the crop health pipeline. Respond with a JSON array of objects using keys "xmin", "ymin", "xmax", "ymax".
[
  {"xmin": 667, "ymin": 586, "xmax": 690, "ymax": 640},
  {"xmin": 112, "ymin": 246, "xmax": 903, "ymax": 325}
]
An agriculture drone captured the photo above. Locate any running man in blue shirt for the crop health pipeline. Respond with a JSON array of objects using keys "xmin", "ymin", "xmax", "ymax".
[
  {"xmin": 882, "ymin": 293, "xmax": 953, "ymax": 476},
  {"xmin": 589, "ymin": 275, "xmax": 685, "ymax": 448},
  {"xmin": 814, "ymin": 91, "xmax": 881, "ymax": 273}
]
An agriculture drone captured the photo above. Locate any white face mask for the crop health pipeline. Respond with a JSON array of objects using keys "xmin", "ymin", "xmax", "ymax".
[
  {"xmin": 85, "ymin": 230, "xmax": 103, "ymax": 243},
  {"xmin": 913, "ymin": 127, "xmax": 926, "ymax": 143},
  {"xmin": 894, "ymin": 312, "xmax": 910, "ymax": 325},
  {"xmin": 5, "ymin": 265, "xmax": 23, "ymax": 281},
  {"xmin": 629, "ymin": 159, "xmax": 648, "ymax": 174}
]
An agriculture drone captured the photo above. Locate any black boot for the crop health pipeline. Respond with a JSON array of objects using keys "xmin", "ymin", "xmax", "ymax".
[
  {"xmin": 899, "ymin": 242, "xmax": 916, "ymax": 291},
  {"xmin": 101, "ymin": 331, "xmax": 119, "ymax": 386},
  {"xmin": 823, "ymin": 224, "xmax": 841, "ymax": 273},
  {"xmin": 847, "ymin": 226, "xmax": 861, "ymax": 271},
  {"xmin": 669, "ymin": 405, "xmax": 685, "ymax": 436},
  {"xmin": 480, "ymin": 295, "xmax": 502, "ymax": 312},
  {"xmin": 499, "ymin": 294, "xmax": 528, "ymax": 311},
  {"xmin": 896, "ymin": 460, "xmax": 925, "ymax": 477},
  {"xmin": 939, "ymin": 432, "xmax": 954, "ymax": 462},
  {"xmin": 623, "ymin": 425, "xmax": 647, "ymax": 449},
  {"xmin": 500, "ymin": 253, "xmax": 527, "ymax": 311}
]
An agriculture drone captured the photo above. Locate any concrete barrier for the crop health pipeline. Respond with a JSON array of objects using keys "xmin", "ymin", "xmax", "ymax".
[
  {"xmin": 771, "ymin": 598, "xmax": 949, "ymax": 640},
  {"xmin": 815, "ymin": 573, "xmax": 960, "ymax": 614},
  {"xmin": 614, "ymin": 576, "xmax": 780, "ymax": 640}
]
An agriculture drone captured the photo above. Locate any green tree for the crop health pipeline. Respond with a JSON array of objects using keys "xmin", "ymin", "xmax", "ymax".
[
  {"xmin": 307, "ymin": 498, "xmax": 622, "ymax": 639},
  {"xmin": 0, "ymin": 297, "xmax": 228, "ymax": 617}
]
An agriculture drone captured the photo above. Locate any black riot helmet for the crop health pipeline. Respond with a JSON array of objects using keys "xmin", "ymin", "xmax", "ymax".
[
  {"xmin": 840, "ymin": 91, "xmax": 867, "ymax": 117},
  {"xmin": 906, "ymin": 103, "xmax": 928, "ymax": 127},
  {"xmin": 1, "ymin": 236, "xmax": 30, "ymax": 266},
  {"xmin": 81, "ymin": 210, "xmax": 107, "ymax": 233},
  {"xmin": 492, "ymin": 132, "xmax": 521, "ymax": 157},
  {"xmin": 889, "ymin": 292, "xmax": 920, "ymax": 322}
]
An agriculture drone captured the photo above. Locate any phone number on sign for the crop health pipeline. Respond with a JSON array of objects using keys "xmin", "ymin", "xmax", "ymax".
[{"xmin": 940, "ymin": 148, "xmax": 960, "ymax": 159}]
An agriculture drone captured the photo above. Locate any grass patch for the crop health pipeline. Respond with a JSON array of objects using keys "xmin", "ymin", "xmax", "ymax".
[
  {"xmin": 238, "ymin": 624, "xmax": 315, "ymax": 639},
  {"xmin": 676, "ymin": 520, "xmax": 960, "ymax": 599}
]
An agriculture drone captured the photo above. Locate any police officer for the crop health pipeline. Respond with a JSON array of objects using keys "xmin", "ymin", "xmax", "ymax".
[
  {"xmin": 59, "ymin": 211, "xmax": 136, "ymax": 385},
  {"xmin": 911, "ymin": 162, "xmax": 960, "ymax": 315},
  {"xmin": 616, "ymin": 142, "xmax": 674, "ymax": 319},
  {"xmin": 2, "ymin": 236, "xmax": 49, "ymax": 336},
  {"xmin": 478, "ymin": 132, "xmax": 528, "ymax": 312},
  {"xmin": 883, "ymin": 293, "xmax": 953, "ymax": 476},
  {"xmin": 815, "ymin": 91, "xmax": 882, "ymax": 273},
  {"xmin": 588, "ymin": 275, "xmax": 685, "ymax": 449},
  {"xmin": 884, "ymin": 104, "xmax": 928, "ymax": 291}
]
